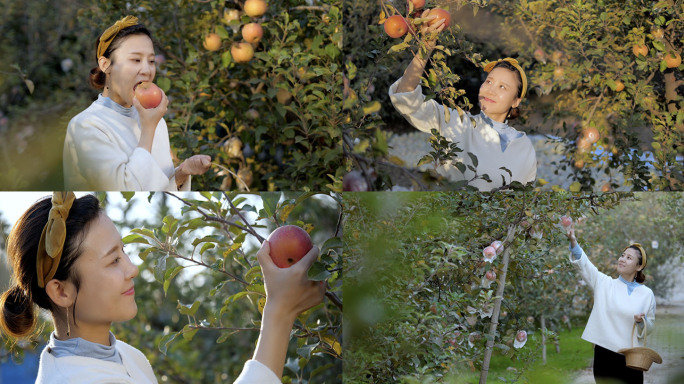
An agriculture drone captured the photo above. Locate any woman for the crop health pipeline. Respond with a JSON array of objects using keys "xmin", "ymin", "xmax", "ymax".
[
  {"xmin": 388, "ymin": 10, "xmax": 537, "ymax": 191},
  {"xmin": 566, "ymin": 223, "xmax": 655, "ymax": 384},
  {"xmin": 0, "ymin": 193, "xmax": 325, "ymax": 383},
  {"xmin": 63, "ymin": 16, "xmax": 211, "ymax": 191}
]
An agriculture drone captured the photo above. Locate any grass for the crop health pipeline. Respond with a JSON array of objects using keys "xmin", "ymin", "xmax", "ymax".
[{"xmin": 440, "ymin": 326, "xmax": 594, "ymax": 383}]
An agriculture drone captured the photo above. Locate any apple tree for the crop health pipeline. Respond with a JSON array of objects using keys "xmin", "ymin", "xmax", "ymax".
[
  {"xmin": 490, "ymin": 0, "xmax": 683, "ymax": 191},
  {"xmin": 115, "ymin": 192, "xmax": 343, "ymax": 383},
  {"xmin": 343, "ymin": 190, "xmax": 631, "ymax": 382}
]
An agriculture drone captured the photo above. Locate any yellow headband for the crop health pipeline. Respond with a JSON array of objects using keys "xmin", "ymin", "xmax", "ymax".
[
  {"xmin": 97, "ymin": 16, "xmax": 139, "ymax": 59},
  {"xmin": 483, "ymin": 58, "xmax": 527, "ymax": 99},
  {"xmin": 36, "ymin": 192, "xmax": 76, "ymax": 288},
  {"xmin": 624, "ymin": 243, "xmax": 647, "ymax": 269}
]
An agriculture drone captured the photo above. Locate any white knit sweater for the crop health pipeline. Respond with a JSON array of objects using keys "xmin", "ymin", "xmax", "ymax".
[
  {"xmin": 36, "ymin": 340, "xmax": 279, "ymax": 384},
  {"xmin": 388, "ymin": 78, "xmax": 537, "ymax": 191},
  {"xmin": 63, "ymin": 98, "xmax": 190, "ymax": 191},
  {"xmin": 569, "ymin": 248, "xmax": 656, "ymax": 353}
]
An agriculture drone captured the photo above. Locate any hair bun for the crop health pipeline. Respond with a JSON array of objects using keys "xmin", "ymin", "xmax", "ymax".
[{"xmin": 0, "ymin": 285, "xmax": 37, "ymax": 339}]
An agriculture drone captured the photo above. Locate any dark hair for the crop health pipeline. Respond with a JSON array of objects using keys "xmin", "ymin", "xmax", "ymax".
[
  {"xmin": 491, "ymin": 61, "xmax": 523, "ymax": 120},
  {"xmin": 627, "ymin": 245, "xmax": 646, "ymax": 284},
  {"xmin": 0, "ymin": 195, "xmax": 102, "ymax": 339},
  {"xmin": 88, "ymin": 24, "xmax": 153, "ymax": 89}
]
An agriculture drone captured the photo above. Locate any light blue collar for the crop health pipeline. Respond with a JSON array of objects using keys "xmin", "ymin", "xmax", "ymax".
[
  {"xmin": 618, "ymin": 275, "xmax": 641, "ymax": 295},
  {"xmin": 96, "ymin": 94, "xmax": 136, "ymax": 119},
  {"xmin": 479, "ymin": 111, "xmax": 523, "ymax": 152},
  {"xmin": 47, "ymin": 331, "xmax": 122, "ymax": 364}
]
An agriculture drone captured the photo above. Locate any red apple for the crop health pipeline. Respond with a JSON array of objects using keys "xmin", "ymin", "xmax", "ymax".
[
  {"xmin": 429, "ymin": 8, "xmax": 451, "ymax": 28},
  {"xmin": 632, "ymin": 44, "xmax": 648, "ymax": 57},
  {"xmin": 665, "ymin": 52, "xmax": 681, "ymax": 68},
  {"xmin": 267, "ymin": 225, "xmax": 313, "ymax": 268},
  {"xmin": 409, "ymin": 0, "xmax": 425, "ymax": 10},
  {"xmin": 516, "ymin": 330, "xmax": 527, "ymax": 342},
  {"xmin": 244, "ymin": 0, "xmax": 267, "ymax": 17},
  {"xmin": 384, "ymin": 15, "xmax": 409, "ymax": 38},
  {"xmin": 242, "ymin": 23, "xmax": 263, "ymax": 44},
  {"xmin": 485, "ymin": 270, "xmax": 496, "ymax": 281},
  {"xmin": 490, "ymin": 240, "xmax": 504, "ymax": 255},
  {"xmin": 343, "ymin": 170, "xmax": 369, "ymax": 191},
  {"xmin": 560, "ymin": 215, "xmax": 572, "ymax": 227},
  {"xmin": 430, "ymin": 304, "xmax": 437, "ymax": 314},
  {"xmin": 583, "ymin": 127, "xmax": 600, "ymax": 144},
  {"xmin": 134, "ymin": 82, "xmax": 162, "ymax": 109},
  {"xmin": 483, "ymin": 246, "xmax": 496, "ymax": 260}
]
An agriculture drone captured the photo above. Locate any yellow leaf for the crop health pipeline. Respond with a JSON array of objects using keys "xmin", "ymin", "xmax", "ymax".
[
  {"xmin": 387, "ymin": 155, "xmax": 406, "ymax": 166},
  {"xmin": 378, "ymin": 11, "xmax": 386, "ymax": 24},
  {"xmin": 302, "ymin": 223, "xmax": 314, "ymax": 234},
  {"xmin": 279, "ymin": 204, "xmax": 295, "ymax": 222},
  {"xmin": 258, "ymin": 297, "xmax": 266, "ymax": 314},
  {"xmin": 569, "ymin": 181, "xmax": 582, "ymax": 193},
  {"xmin": 362, "ymin": 100, "xmax": 382, "ymax": 115},
  {"xmin": 321, "ymin": 334, "xmax": 342, "ymax": 356}
]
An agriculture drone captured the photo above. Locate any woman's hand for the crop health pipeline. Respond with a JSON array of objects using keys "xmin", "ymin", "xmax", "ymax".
[
  {"xmin": 634, "ymin": 313, "xmax": 645, "ymax": 323},
  {"xmin": 133, "ymin": 90, "xmax": 169, "ymax": 153},
  {"xmin": 418, "ymin": 9, "xmax": 446, "ymax": 49},
  {"xmin": 395, "ymin": 10, "xmax": 447, "ymax": 93},
  {"xmin": 175, "ymin": 155, "xmax": 212, "ymax": 188},
  {"xmin": 249, "ymin": 240, "xmax": 326, "ymax": 379},
  {"xmin": 257, "ymin": 240, "xmax": 326, "ymax": 321},
  {"xmin": 565, "ymin": 224, "xmax": 577, "ymax": 248}
]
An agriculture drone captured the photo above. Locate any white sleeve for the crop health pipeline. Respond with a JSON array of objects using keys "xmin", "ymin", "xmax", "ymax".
[
  {"xmin": 64, "ymin": 118, "xmax": 173, "ymax": 191},
  {"xmin": 233, "ymin": 360, "xmax": 281, "ymax": 384},
  {"xmin": 388, "ymin": 77, "xmax": 469, "ymax": 136},
  {"xmin": 568, "ymin": 246, "xmax": 611, "ymax": 291}
]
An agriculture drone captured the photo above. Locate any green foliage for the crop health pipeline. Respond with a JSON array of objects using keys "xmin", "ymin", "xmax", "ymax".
[
  {"xmin": 118, "ymin": 192, "xmax": 343, "ymax": 383},
  {"xmin": 492, "ymin": 0, "xmax": 684, "ymax": 190},
  {"xmin": 343, "ymin": 191, "xmax": 634, "ymax": 382}
]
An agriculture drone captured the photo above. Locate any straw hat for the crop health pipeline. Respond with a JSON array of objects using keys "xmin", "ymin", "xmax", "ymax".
[{"xmin": 617, "ymin": 322, "xmax": 662, "ymax": 371}]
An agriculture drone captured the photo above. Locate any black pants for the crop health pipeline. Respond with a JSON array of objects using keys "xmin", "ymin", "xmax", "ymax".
[{"xmin": 593, "ymin": 344, "xmax": 644, "ymax": 384}]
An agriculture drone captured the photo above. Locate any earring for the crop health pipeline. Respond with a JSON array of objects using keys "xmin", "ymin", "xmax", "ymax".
[{"xmin": 66, "ymin": 306, "xmax": 71, "ymax": 337}]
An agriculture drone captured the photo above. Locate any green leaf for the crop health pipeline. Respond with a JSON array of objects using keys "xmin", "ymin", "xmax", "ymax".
[
  {"xmin": 244, "ymin": 265, "xmax": 263, "ymax": 283},
  {"xmin": 200, "ymin": 242, "xmax": 215, "ymax": 255},
  {"xmin": 261, "ymin": 192, "xmax": 281, "ymax": 218},
  {"xmin": 296, "ymin": 342, "xmax": 319, "ymax": 359},
  {"xmin": 308, "ymin": 261, "xmax": 331, "ymax": 281},
  {"xmin": 120, "ymin": 192, "xmax": 135, "ymax": 202},
  {"xmin": 156, "ymin": 77, "xmax": 171, "ymax": 93},
  {"xmin": 158, "ymin": 332, "xmax": 178, "ymax": 355},
  {"xmin": 122, "ymin": 234, "xmax": 149, "ymax": 245},
  {"xmin": 320, "ymin": 237, "xmax": 343, "ymax": 255},
  {"xmin": 182, "ymin": 324, "xmax": 199, "ymax": 341},
  {"xmin": 177, "ymin": 300, "xmax": 200, "ymax": 316}
]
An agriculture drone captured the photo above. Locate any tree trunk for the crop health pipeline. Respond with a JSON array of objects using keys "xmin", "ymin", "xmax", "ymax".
[
  {"xmin": 541, "ymin": 314, "xmax": 547, "ymax": 365},
  {"xmin": 479, "ymin": 225, "xmax": 517, "ymax": 384}
]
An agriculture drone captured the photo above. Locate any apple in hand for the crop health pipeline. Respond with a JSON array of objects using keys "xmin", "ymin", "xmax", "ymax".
[
  {"xmin": 134, "ymin": 82, "xmax": 162, "ymax": 109},
  {"xmin": 560, "ymin": 215, "xmax": 573, "ymax": 228},
  {"xmin": 267, "ymin": 225, "xmax": 313, "ymax": 268}
]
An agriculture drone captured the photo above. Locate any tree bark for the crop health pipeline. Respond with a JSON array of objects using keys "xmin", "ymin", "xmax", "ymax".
[
  {"xmin": 479, "ymin": 225, "xmax": 517, "ymax": 384},
  {"xmin": 541, "ymin": 315, "xmax": 547, "ymax": 365},
  {"xmin": 664, "ymin": 71, "xmax": 681, "ymax": 115}
]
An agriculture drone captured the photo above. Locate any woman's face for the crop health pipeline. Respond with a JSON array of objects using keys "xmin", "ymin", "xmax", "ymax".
[
  {"xmin": 102, "ymin": 34, "xmax": 156, "ymax": 107},
  {"xmin": 72, "ymin": 213, "xmax": 139, "ymax": 326},
  {"xmin": 617, "ymin": 247, "xmax": 643, "ymax": 277},
  {"xmin": 478, "ymin": 67, "xmax": 522, "ymax": 118}
]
